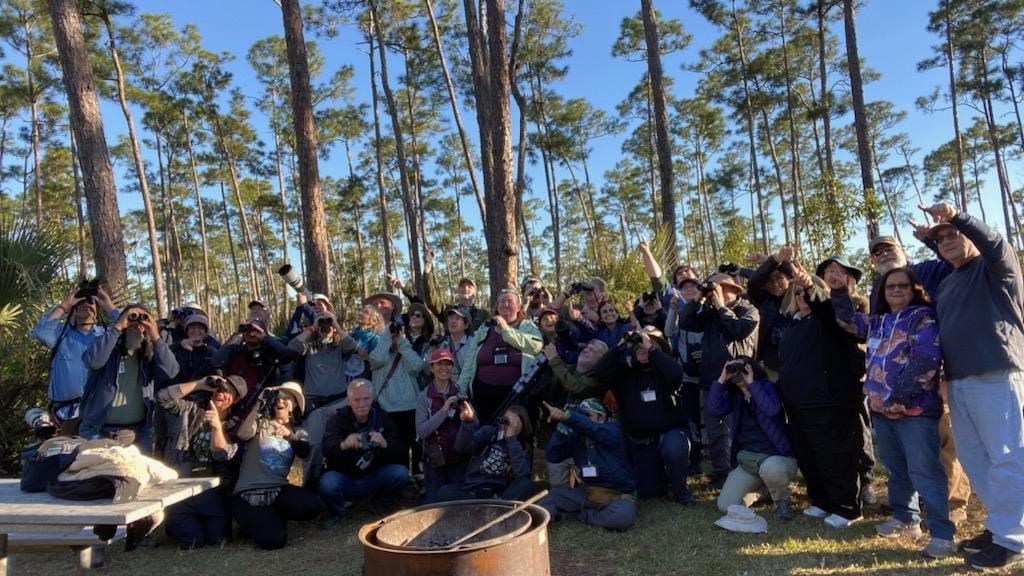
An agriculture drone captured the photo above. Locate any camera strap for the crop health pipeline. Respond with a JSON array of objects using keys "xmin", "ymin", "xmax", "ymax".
[{"xmin": 373, "ymin": 353, "xmax": 403, "ymax": 402}]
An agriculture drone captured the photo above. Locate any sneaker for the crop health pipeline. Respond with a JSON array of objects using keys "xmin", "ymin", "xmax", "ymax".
[
  {"xmin": 966, "ymin": 543, "xmax": 1024, "ymax": 571},
  {"xmin": 875, "ymin": 518, "xmax": 924, "ymax": 539},
  {"xmin": 824, "ymin": 513, "xmax": 862, "ymax": 528},
  {"xmin": 920, "ymin": 537, "xmax": 955, "ymax": 559},
  {"xmin": 775, "ymin": 500, "xmax": 795, "ymax": 521},
  {"xmin": 803, "ymin": 506, "xmax": 829, "ymax": 519},
  {"xmin": 958, "ymin": 530, "xmax": 993, "ymax": 555}
]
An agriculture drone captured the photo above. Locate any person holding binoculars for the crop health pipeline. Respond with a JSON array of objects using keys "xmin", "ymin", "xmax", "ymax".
[
  {"xmin": 79, "ymin": 304, "xmax": 179, "ymax": 450},
  {"xmin": 32, "ymin": 280, "xmax": 120, "ymax": 431},
  {"xmin": 706, "ymin": 357, "xmax": 798, "ymax": 523},
  {"xmin": 288, "ymin": 312, "xmax": 358, "ymax": 488}
]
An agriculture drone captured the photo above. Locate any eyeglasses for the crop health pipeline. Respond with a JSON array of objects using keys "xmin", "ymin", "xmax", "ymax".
[
  {"xmin": 884, "ymin": 282, "xmax": 911, "ymax": 292},
  {"xmin": 871, "ymin": 245, "xmax": 896, "ymax": 257}
]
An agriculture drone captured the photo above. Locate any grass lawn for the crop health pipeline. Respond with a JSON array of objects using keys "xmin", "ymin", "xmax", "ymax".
[{"xmin": 9, "ymin": 477, "xmax": 1018, "ymax": 576}]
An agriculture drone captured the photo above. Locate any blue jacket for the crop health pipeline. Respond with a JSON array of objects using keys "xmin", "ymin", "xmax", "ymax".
[
  {"xmin": 456, "ymin": 419, "xmax": 531, "ymax": 492},
  {"xmin": 81, "ymin": 329, "xmax": 179, "ymax": 431},
  {"xmin": 32, "ymin": 308, "xmax": 119, "ymax": 402},
  {"xmin": 707, "ymin": 378, "xmax": 791, "ymax": 459},
  {"xmin": 545, "ymin": 412, "xmax": 635, "ymax": 494}
]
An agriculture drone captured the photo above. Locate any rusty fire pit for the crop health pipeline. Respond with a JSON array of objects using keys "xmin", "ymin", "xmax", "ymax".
[{"xmin": 359, "ymin": 499, "xmax": 551, "ymax": 576}]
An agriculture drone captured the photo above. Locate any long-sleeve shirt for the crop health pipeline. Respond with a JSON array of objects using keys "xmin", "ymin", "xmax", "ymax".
[
  {"xmin": 322, "ymin": 405, "xmax": 406, "ymax": 479},
  {"xmin": 706, "ymin": 378, "xmax": 791, "ymax": 460},
  {"xmin": 591, "ymin": 347, "xmax": 686, "ymax": 439},
  {"xmin": 679, "ymin": 298, "xmax": 759, "ymax": 384},
  {"xmin": 32, "ymin": 309, "xmax": 120, "ymax": 402},
  {"xmin": 370, "ymin": 334, "xmax": 426, "ymax": 412},
  {"xmin": 287, "ymin": 334, "xmax": 357, "ymax": 399},
  {"xmin": 456, "ymin": 321, "xmax": 543, "ymax": 393},
  {"xmin": 933, "ymin": 212, "xmax": 1024, "ymax": 380},
  {"xmin": 545, "ymin": 412, "xmax": 635, "ymax": 494},
  {"xmin": 836, "ymin": 298, "xmax": 943, "ymax": 418},
  {"xmin": 456, "ymin": 418, "xmax": 531, "ymax": 492}
]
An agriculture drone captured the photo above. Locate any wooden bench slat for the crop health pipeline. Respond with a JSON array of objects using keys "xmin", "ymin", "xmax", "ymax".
[{"xmin": 8, "ymin": 527, "xmax": 126, "ymax": 548}]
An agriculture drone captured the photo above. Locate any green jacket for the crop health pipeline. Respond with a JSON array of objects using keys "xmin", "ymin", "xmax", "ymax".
[{"xmin": 456, "ymin": 320, "xmax": 543, "ymax": 393}]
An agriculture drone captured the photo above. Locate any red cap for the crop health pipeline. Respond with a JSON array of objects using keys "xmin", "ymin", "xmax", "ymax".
[{"xmin": 430, "ymin": 349, "xmax": 455, "ymax": 364}]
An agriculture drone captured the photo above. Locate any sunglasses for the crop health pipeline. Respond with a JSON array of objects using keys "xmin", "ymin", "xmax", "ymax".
[{"xmin": 885, "ymin": 282, "xmax": 911, "ymax": 292}]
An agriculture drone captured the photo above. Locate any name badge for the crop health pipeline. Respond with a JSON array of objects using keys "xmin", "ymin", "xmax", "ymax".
[
  {"xmin": 867, "ymin": 336, "xmax": 881, "ymax": 353},
  {"xmin": 581, "ymin": 465, "xmax": 598, "ymax": 478},
  {"xmin": 117, "ymin": 359, "xmax": 125, "ymax": 374},
  {"xmin": 642, "ymin": 389, "xmax": 657, "ymax": 403}
]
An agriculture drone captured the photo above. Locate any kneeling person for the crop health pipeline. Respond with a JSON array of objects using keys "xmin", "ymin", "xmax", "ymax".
[
  {"xmin": 319, "ymin": 379, "xmax": 409, "ymax": 526},
  {"xmin": 437, "ymin": 403, "xmax": 533, "ymax": 501},
  {"xmin": 540, "ymin": 399, "xmax": 636, "ymax": 531}
]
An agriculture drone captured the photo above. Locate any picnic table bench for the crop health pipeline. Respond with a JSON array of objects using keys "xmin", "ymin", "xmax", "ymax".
[{"xmin": 0, "ymin": 477, "xmax": 219, "ymax": 575}]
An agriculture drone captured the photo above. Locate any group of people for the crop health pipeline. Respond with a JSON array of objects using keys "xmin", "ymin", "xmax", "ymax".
[{"xmin": 28, "ymin": 203, "xmax": 1024, "ymax": 571}]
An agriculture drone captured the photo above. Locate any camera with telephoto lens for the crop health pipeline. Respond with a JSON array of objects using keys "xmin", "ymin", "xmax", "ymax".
[
  {"xmin": 278, "ymin": 264, "xmax": 305, "ymax": 292},
  {"xmin": 569, "ymin": 281, "xmax": 594, "ymax": 295},
  {"xmin": 316, "ymin": 317, "xmax": 333, "ymax": 334},
  {"xmin": 75, "ymin": 278, "xmax": 100, "ymax": 300},
  {"xmin": 698, "ymin": 280, "xmax": 718, "ymax": 297}
]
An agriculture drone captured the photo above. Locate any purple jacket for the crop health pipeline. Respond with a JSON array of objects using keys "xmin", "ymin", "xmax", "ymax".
[
  {"xmin": 707, "ymin": 378, "xmax": 791, "ymax": 459},
  {"xmin": 837, "ymin": 297, "xmax": 943, "ymax": 419}
]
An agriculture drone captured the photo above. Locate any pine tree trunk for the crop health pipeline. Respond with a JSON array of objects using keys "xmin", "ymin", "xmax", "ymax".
[
  {"xmin": 641, "ymin": 0, "xmax": 677, "ymax": 264},
  {"xmin": 946, "ymin": 11, "xmax": 969, "ymax": 211},
  {"xmin": 779, "ymin": 10, "xmax": 803, "ymax": 246},
  {"xmin": 219, "ymin": 181, "xmax": 244, "ymax": 309},
  {"xmin": 48, "ymin": 0, "xmax": 127, "ymax": 293},
  {"xmin": 424, "ymin": 0, "xmax": 486, "ymax": 223},
  {"xmin": 817, "ymin": 0, "xmax": 836, "ymax": 178},
  {"xmin": 102, "ymin": 11, "xmax": 166, "ymax": 317},
  {"xmin": 732, "ymin": 6, "xmax": 769, "ymax": 251},
  {"xmin": 281, "ymin": 0, "xmax": 331, "ymax": 295},
  {"xmin": 69, "ymin": 127, "xmax": 88, "ymax": 277},
  {"xmin": 183, "ymin": 112, "xmax": 212, "ymax": 312},
  {"xmin": 843, "ymin": 0, "xmax": 880, "ymax": 239},
  {"xmin": 367, "ymin": 25, "xmax": 394, "ymax": 279}
]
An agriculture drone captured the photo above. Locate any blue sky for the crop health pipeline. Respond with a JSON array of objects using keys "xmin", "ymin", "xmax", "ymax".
[{"xmin": 12, "ymin": 0, "xmax": 1009, "ymax": 263}]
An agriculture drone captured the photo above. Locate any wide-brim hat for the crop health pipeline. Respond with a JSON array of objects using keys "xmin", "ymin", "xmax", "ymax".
[
  {"xmin": 266, "ymin": 381, "xmax": 305, "ymax": 415},
  {"xmin": 638, "ymin": 325, "xmax": 671, "ymax": 354},
  {"xmin": 816, "ymin": 256, "xmax": 863, "ymax": 283},
  {"xmin": 311, "ymin": 293, "xmax": 334, "ymax": 312},
  {"xmin": 406, "ymin": 303, "xmax": 434, "ymax": 333},
  {"xmin": 220, "ymin": 375, "xmax": 248, "ymax": 401},
  {"xmin": 714, "ymin": 504, "xmax": 768, "ymax": 534},
  {"xmin": 707, "ymin": 273, "xmax": 745, "ymax": 295},
  {"xmin": 365, "ymin": 291, "xmax": 403, "ymax": 316}
]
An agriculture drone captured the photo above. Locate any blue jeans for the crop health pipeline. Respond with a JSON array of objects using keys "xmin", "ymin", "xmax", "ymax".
[
  {"xmin": 318, "ymin": 464, "xmax": 409, "ymax": 517},
  {"xmin": 949, "ymin": 370, "xmax": 1024, "ymax": 552},
  {"xmin": 872, "ymin": 414, "xmax": 954, "ymax": 540},
  {"xmin": 79, "ymin": 422, "xmax": 153, "ymax": 454},
  {"xmin": 630, "ymin": 428, "xmax": 692, "ymax": 502}
]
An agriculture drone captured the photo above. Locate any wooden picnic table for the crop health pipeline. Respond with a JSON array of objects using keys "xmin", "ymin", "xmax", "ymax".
[{"xmin": 0, "ymin": 477, "xmax": 219, "ymax": 575}]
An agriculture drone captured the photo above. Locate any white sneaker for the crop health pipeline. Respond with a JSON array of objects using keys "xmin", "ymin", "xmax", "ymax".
[
  {"xmin": 875, "ymin": 518, "xmax": 923, "ymax": 539},
  {"xmin": 920, "ymin": 537, "xmax": 955, "ymax": 559},
  {"xmin": 824, "ymin": 513, "xmax": 862, "ymax": 528},
  {"xmin": 803, "ymin": 506, "xmax": 828, "ymax": 519}
]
